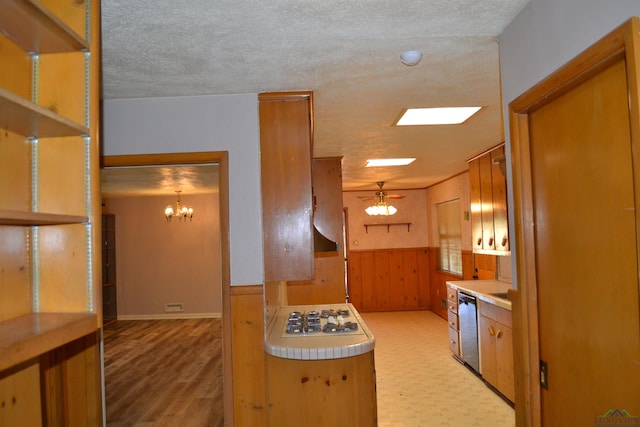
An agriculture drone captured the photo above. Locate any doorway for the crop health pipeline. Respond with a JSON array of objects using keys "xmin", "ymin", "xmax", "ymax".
[{"xmin": 101, "ymin": 152, "xmax": 232, "ymax": 425}]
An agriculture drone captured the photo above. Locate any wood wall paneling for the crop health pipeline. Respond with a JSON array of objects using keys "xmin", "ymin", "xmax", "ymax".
[
  {"xmin": 230, "ymin": 285, "xmax": 267, "ymax": 426},
  {"xmin": 347, "ymin": 248, "xmax": 430, "ymax": 312}
]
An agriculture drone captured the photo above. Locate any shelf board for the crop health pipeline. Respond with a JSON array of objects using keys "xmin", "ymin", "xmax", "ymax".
[
  {"xmin": 0, "ymin": 312, "xmax": 98, "ymax": 372},
  {"xmin": 0, "ymin": 88, "xmax": 89, "ymax": 138},
  {"xmin": 0, "ymin": 209, "xmax": 88, "ymax": 225},
  {"xmin": 0, "ymin": 0, "xmax": 88, "ymax": 53},
  {"xmin": 364, "ymin": 222, "xmax": 412, "ymax": 233}
]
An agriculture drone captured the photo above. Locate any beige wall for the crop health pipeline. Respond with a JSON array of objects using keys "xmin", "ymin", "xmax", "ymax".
[
  {"xmin": 343, "ymin": 175, "xmax": 473, "ymax": 252},
  {"xmin": 102, "ymin": 193, "xmax": 222, "ymax": 318},
  {"xmin": 343, "ymin": 188, "xmax": 429, "ymax": 251}
]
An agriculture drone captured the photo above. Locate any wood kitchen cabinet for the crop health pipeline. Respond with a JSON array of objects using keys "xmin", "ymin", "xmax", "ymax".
[
  {"xmin": 478, "ymin": 300, "xmax": 514, "ymax": 402},
  {"xmin": 0, "ymin": 0, "xmax": 102, "ymax": 424},
  {"xmin": 469, "ymin": 144, "xmax": 509, "ymax": 255},
  {"xmin": 287, "ymin": 157, "xmax": 346, "ymax": 305},
  {"xmin": 259, "ymin": 92, "xmax": 314, "ymax": 282}
]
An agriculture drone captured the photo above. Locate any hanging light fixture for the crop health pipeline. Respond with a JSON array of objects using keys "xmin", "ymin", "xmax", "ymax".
[
  {"xmin": 164, "ymin": 190, "xmax": 194, "ymax": 222},
  {"xmin": 364, "ymin": 182, "xmax": 399, "ymax": 216}
]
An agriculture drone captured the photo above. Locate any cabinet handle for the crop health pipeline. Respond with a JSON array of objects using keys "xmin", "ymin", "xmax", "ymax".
[
  {"xmin": 488, "ymin": 237, "xmax": 494, "ymax": 246},
  {"xmin": 449, "ymin": 321, "xmax": 455, "ymax": 326},
  {"xmin": 477, "ymin": 237, "xmax": 482, "ymax": 246},
  {"xmin": 449, "ymin": 305, "xmax": 455, "ymax": 311},
  {"xmin": 488, "ymin": 326, "xmax": 495, "ymax": 336},
  {"xmin": 502, "ymin": 236, "xmax": 508, "ymax": 247},
  {"xmin": 450, "ymin": 340, "xmax": 456, "ymax": 344},
  {"xmin": 496, "ymin": 330, "xmax": 503, "ymax": 339}
]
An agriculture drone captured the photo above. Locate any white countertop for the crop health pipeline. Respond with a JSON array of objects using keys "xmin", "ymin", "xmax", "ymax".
[
  {"xmin": 446, "ymin": 280, "xmax": 513, "ymax": 310},
  {"xmin": 264, "ymin": 303, "xmax": 375, "ymax": 360}
]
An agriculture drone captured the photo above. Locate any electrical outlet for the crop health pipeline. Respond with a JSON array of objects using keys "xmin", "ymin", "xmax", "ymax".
[{"xmin": 164, "ymin": 303, "xmax": 184, "ymax": 313}]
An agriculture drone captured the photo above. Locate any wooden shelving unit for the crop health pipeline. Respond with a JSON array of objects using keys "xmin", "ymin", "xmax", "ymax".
[{"xmin": 0, "ymin": 0, "xmax": 102, "ymax": 424}]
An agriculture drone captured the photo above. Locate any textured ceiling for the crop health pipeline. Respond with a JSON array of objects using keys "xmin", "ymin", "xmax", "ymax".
[{"xmin": 100, "ymin": 0, "xmax": 529, "ymax": 194}]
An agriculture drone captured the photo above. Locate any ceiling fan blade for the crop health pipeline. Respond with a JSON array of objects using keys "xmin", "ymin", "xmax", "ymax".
[
  {"xmin": 386, "ymin": 194, "xmax": 405, "ymax": 199},
  {"xmin": 357, "ymin": 196, "xmax": 375, "ymax": 200}
]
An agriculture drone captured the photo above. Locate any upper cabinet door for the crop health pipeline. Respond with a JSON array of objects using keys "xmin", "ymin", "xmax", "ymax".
[
  {"xmin": 469, "ymin": 158, "xmax": 484, "ymax": 252},
  {"xmin": 468, "ymin": 144, "xmax": 509, "ymax": 255},
  {"xmin": 259, "ymin": 92, "xmax": 314, "ymax": 282},
  {"xmin": 490, "ymin": 146, "xmax": 509, "ymax": 252}
]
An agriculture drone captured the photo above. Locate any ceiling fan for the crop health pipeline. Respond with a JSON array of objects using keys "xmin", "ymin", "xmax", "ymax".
[
  {"xmin": 358, "ymin": 181, "xmax": 405, "ymax": 201},
  {"xmin": 359, "ymin": 182, "xmax": 404, "ymax": 216}
]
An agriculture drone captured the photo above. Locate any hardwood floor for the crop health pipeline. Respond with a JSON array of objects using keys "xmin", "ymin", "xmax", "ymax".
[{"xmin": 103, "ymin": 318, "xmax": 223, "ymax": 427}]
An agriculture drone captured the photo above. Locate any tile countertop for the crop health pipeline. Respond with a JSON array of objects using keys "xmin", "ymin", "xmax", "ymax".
[
  {"xmin": 446, "ymin": 280, "xmax": 513, "ymax": 310},
  {"xmin": 264, "ymin": 303, "xmax": 375, "ymax": 360}
]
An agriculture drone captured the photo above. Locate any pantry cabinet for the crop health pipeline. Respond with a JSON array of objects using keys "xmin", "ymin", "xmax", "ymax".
[
  {"xmin": 469, "ymin": 144, "xmax": 509, "ymax": 255},
  {"xmin": 0, "ymin": 0, "xmax": 102, "ymax": 424},
  {"xmin": 478, "ymin": 300, "xmax": 514, "ymax": 402},
  {"xmin": 259, "ymin": 92, "xmax": 314, "ymax": 282}
]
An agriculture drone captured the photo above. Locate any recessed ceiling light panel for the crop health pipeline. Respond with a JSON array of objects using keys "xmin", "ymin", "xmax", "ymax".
[
  {"xmin": 366, "ymin": 158, "xmax": 416, "ymax": 167},
  {"xmin": 396, "ymin": 107, "xmax": 482, "ymax": 126}
]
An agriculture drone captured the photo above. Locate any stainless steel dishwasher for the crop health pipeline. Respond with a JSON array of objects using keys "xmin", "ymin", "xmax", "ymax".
[{"xmin": 458, "ymin": 292, "xmax": 480, "ymax": 374}]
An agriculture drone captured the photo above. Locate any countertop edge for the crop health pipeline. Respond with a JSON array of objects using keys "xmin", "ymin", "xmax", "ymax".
[
  {"xmin": 264, "ymin": 303, "xmax": 376, "ymax": 361},
  {"xmin": 446, "ymin": 280, "xmax": 513, "ymax": 310}
]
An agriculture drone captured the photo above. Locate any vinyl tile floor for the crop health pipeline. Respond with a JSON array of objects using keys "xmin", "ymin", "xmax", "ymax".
[{"xmin": 360, "ymin": 310, "xmax": 515, "ymax": 427}]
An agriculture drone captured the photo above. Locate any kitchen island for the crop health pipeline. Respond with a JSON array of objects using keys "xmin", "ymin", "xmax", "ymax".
[{"xmin": 264, "ymin": 303, "xmax": 377, "ymax": 425}]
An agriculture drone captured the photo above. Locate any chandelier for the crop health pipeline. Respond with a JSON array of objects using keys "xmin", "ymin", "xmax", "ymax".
[
  {"xmin": 364, "ymin": 182, "xmax": 399, "ymax": 216},
  {"xmin": 164, "ymin": 190, "xmax": 194, "ymax": 222}
]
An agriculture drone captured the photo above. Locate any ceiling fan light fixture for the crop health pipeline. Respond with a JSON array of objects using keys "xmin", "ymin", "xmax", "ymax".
[
  {"xmin": 364, "ymin": 181, "xmax": 399, "ymax": 216},
  {"xmin": 396, "ymin": 107, "xmax": 482, "ymax": 126},
  {"xmin": 366, "ymin": 158, "xmax": 416, "ymax": 167},
  {"xmin": 400, "ymin": 50, "xmax": 423, "ymax": 66},
  {"xmin": 365, "ymin": 203, "xmax": 397, "ymax": 216}
]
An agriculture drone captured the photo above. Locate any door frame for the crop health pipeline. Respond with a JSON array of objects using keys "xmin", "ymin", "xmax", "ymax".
[
  {"xmin": 508, "ymin": 18, "xmax": 640, "ymax": 427},
  {"xmin": 101, "ymin": 151, "xmax": 234, "ymax": 425}
]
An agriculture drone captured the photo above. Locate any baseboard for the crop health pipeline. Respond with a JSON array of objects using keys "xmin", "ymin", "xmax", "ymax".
[{"xmin": 117, "ymin": 312, "xmax": 222, "ymax": 320}]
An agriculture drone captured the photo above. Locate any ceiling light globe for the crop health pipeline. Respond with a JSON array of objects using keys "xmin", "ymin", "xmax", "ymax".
[{"xmin": 400, "ymin": 50, "xmax": 423, "ymax": 66}]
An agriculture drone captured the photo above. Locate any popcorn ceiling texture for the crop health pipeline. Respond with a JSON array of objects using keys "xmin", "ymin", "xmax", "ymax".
[{"xmin": 101, "ymin": 0, "xmax": 529, "ymax": 191}]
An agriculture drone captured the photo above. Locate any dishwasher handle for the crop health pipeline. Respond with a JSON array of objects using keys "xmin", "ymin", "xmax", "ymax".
[{"xmin": 458, "ymin": 292, "xmax": 476, "ymax": 305}]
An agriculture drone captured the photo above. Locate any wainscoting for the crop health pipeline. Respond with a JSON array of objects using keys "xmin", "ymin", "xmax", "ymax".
[
  {"xmin": 348, "ymin": 248, "xmax": 497, "ymax": 319},
  {"xmin": 348, "ymin": 247, "xmax": 431, "ymax": 312}
]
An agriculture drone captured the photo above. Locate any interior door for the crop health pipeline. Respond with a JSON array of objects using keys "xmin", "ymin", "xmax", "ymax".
[{"xmin": 519, "ymin": 55, "xmax": 640, "ymax": 424}]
